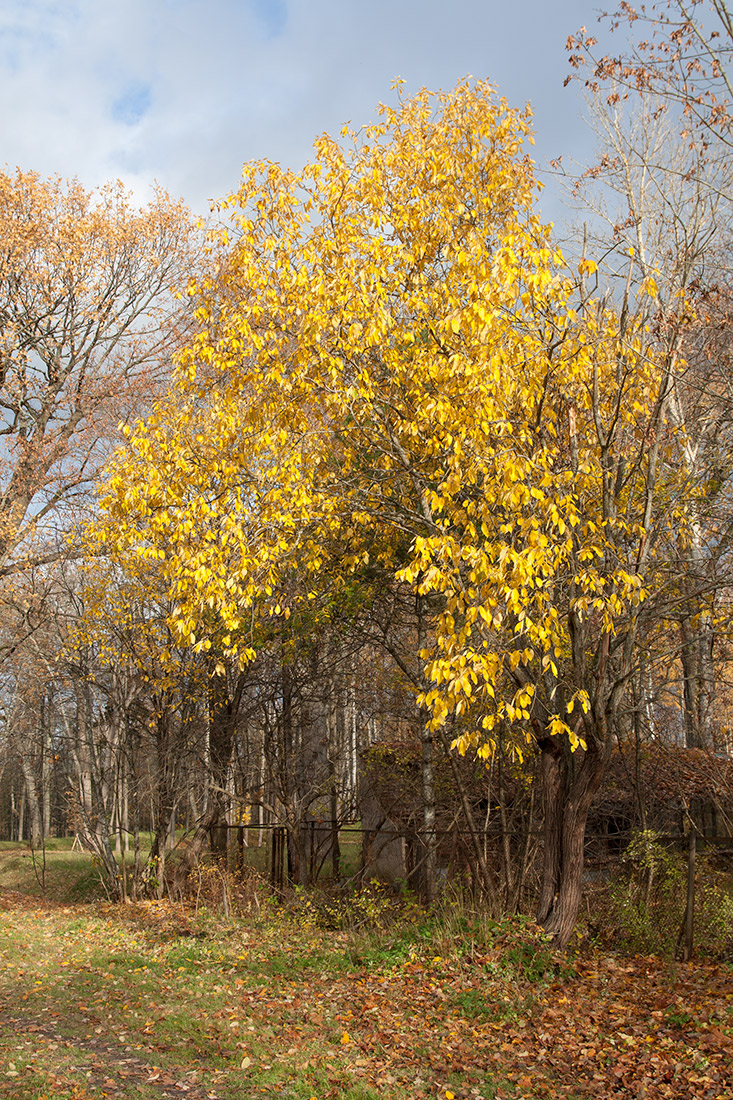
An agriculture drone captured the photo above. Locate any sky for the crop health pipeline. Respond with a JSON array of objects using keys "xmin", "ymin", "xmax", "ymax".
[{"xmin": 0, "ymin": 0, "xmax": 614, "ymax": 228}]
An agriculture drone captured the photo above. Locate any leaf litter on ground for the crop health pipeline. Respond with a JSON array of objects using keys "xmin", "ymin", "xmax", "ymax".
[{"xmin": 0, "ymin": 891, "xmax": 731, "ymax": 1100}]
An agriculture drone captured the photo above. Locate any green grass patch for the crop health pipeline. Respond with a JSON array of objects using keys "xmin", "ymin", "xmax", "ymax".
[
  {"xmin": 0, "ymin": 845, "xmax": 108, "ymax": 903},
  {"xmin": 1, "ymin": 878, "xmax": 731, "ymax": 1100}
]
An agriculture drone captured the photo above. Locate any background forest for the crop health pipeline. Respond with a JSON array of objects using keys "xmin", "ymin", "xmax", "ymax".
[{"xmin": 1, "ymin": 0, "xmax": 733, "ymax": 957}]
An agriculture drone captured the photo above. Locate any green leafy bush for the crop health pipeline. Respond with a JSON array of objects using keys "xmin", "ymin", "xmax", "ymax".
[{"xmin": 584, "ymin": 830, "xmax": 733, "ymax": 958}]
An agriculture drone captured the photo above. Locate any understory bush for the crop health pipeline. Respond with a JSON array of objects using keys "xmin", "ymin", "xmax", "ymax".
[{"xmin": 583, "ymin": 830, "xmax": 733, "ymax": 958}]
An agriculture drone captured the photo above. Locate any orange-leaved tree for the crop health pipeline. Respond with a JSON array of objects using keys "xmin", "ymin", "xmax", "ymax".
[
  {"xmin": 0, "ymin": 170, "xmax": 196, "ymax": 581},
  {"xmin": 0, "ymin": 172, "xmax": 199, "ymax": 857}
]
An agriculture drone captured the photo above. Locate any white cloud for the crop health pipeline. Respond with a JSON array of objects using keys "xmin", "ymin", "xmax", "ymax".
[{"xmin": 0, "ymin": 0, "xmax": 600, "ymax": 220}]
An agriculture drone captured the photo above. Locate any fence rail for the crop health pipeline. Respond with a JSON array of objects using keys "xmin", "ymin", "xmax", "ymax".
[{"xmin": 215, "ymin": 821, "xmax": 733, "ymax": 959}]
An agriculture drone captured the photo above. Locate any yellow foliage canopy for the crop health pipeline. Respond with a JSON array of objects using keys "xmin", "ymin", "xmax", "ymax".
[{"xmin": 94, "ymin": 80, "xmax": 678, "ymax": 755}]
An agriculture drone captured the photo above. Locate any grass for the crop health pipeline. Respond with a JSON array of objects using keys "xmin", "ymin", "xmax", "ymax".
[
  {"xmin": 0, "ymin": 823, "xmax": 365, "ymax": 902},
  {"xmin": 0, "ymin": 841, "xmax": 109, "ymax": 903},
  {"xmin": 0, "ymin": 846, "xmax": 732, "ymax": 1100}
]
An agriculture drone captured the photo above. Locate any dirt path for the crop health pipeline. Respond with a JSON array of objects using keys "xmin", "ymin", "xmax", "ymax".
[
  {"xmin": 0, "ymin": 1007, "xmax": 220, "ymax": 1099},
  {"xmin": 0, "ymin": 888, "xmax": 225, "ymax": 1098}
]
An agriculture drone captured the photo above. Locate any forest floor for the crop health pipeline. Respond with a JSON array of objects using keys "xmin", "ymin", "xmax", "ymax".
[{"xmin": 0, "ymin": 848, "xmax": 731, "ymax": 1100}]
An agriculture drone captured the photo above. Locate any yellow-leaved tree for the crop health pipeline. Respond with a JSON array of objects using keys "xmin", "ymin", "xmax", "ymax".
[{"xmin": 96, "ymin": 80, "xmax": 685, "ymax": 947}]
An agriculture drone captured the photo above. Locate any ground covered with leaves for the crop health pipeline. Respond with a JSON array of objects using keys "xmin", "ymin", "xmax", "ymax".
[{"xmin": 0, "ymin": 881, "xmax": 731, "ymax": 1100}]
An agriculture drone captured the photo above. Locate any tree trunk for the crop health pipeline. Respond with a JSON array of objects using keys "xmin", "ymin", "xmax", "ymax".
[
  {"xmin": 539, "ymin": 736, "xmax": 611, "ymax": 949},
  {"xmin": 40, "ymin": 695, "xmax": 51, "ymax": 841},
  {"xmin": 16, "ymin": 786, "xmax": 25, "ymax": 842},
  {"xmin": 417, "ymin": 594, "xmax": 437, "ymax": 904},
  {"xmin": 497, "ymin": 739, "xmax": 514, "ymax": 906},
  {"xmin": 536, "ymin": 738, "xmax": 564, "ymax": 924},
  {"xmin": 19, "ymin": 756, "xmax": 43, "ymax": 850},
  {"xmin": 147, "ymin": 704, "xmax": 178, "ymax": 895},
  {"xmin": 72, "ymin": 682, "xmax": 121, "ymax": 900},
  {"xmin": 168, "ymin": 663, "xmax": 242, "ymax": 895},
  {"xmin": 328, "ymin": 694, "xmax": 341, "ymax": 882},
  {"xmin": 679, "ymin": 592, "xmax": 715, "ymax": 750}
]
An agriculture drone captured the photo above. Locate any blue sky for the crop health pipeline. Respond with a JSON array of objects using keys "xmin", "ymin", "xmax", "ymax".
[{"xmin": 0, "ymin": 1, "xmax": 613, "ymax": 227}]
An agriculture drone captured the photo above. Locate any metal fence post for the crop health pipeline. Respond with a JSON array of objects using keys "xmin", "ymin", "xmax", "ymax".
[{"xmin": 681, "ymin": 827, "xmax": 697, "ymax": 961}]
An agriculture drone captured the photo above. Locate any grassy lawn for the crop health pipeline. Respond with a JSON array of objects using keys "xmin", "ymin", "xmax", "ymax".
[
  {"xmin": 0, "ymin": 847, "xmax": 731, "ymax": 1100},
  {"xmin": 0, "ymin": 840, "xmax": 109, "ymax": 904}
]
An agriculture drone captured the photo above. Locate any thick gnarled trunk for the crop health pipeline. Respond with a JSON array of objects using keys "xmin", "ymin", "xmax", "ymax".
[{"xmin": 538, "ymin": 733, "xmax": 612, "ymax": 949}]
